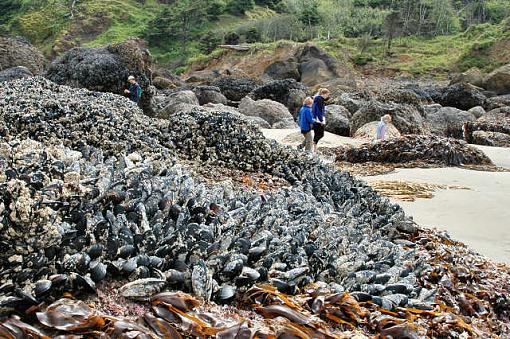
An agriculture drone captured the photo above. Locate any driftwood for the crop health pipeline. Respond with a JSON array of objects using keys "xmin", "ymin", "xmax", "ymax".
[{"xmin": 218, "ymin": 44, "xmax": 251, "ymax": 52}]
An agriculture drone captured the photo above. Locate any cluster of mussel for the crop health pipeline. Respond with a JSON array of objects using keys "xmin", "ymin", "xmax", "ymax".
[
  {"xmin": 1, "ymin": 77, "xmax": 509, "ymax": 337},
  {"xmin": 335, "ymin": 135, "xmax": 493, "ymax": 166}
]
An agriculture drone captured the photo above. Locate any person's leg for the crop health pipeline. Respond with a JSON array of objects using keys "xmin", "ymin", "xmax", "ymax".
[
  {"xmin": 304, "ymin": 131, "xmax": 313, "ymax": 152},
  {"xmin": 313, "ymin": 124, "xmax": 325, "ymax": 152}
]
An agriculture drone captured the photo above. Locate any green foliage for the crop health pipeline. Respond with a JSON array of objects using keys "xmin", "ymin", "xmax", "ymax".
[
  {"xmin": 245, "ymin": 27, "xmax": 262, "ymax": 42},
  {"xmin": 224, "ymin": 31, "xmax": 240, "ymax": 44},
  {"xmin": 226, "ymin": 0, "xmax": 255, "ymax": 15},
  {"xmin": 199, "ymin": 31, "xmax": 222, "ymax": 53}
]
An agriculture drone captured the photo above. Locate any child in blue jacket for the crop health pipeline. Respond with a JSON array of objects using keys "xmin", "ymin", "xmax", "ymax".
[{"xmin": 298, "ymin": 97, "xmax": 314, "ymax": 152}]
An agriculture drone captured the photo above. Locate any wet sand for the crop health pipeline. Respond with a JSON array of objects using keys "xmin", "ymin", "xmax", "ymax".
[
  {"xmin": 366, "ymin": 167, "xmax": 510, "ymax": 264},
  {"xmin": 263, "ymin": 129, "xmax": 510, "ymax": 264}
]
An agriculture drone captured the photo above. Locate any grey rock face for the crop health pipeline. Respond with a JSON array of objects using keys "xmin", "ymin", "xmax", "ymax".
[
  {"xmin": 325, "ymin": 105, "xmax": 351, "ymax": 136},
  {"xmin": 426, "ymin": 107, "xmax": 476, "ymax": 139},
  {"xmin": 193, "ymin": 86, "xmax": 228, "ymax": 105}
]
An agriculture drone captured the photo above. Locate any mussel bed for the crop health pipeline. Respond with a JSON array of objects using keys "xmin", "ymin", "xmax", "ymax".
[{"xmin": 0, "ymin": 77, "xmax": 509, "ymax": 337}]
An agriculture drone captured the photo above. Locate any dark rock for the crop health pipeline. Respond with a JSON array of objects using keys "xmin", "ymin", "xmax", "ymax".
[
  {"xmin": 213, "ymin": 77, "xmax": 258, "ymax": 102},
  {"xmin": 325, "ymin": 105, "xmax": 350, "ymax": 136},
  {"xmin": 264, "ymin": 59, "xmax": 300, "ymax": 81},
  {"xmin": 437, "ymin": 83, "xmax": 487, "ymax": 111},
  {"xmin": 0, "ymin": 66, "xmax": 33, "ymax": 82},
  {"xmin": 426, "ymin": 107, "xmax": 476, "ymax": 138},
  {"xmin": 0, "ymin": 37, "xmax": 46, "ymax": 74},
  {"xmin": 350, "ymin": 100, "xmax": 426, "ymax": 135},
  {"xmin": 249, "ymin": 79, "xmax": 308, "ymax": 116},
  {"xmin": 193, "ymin": 86, "xmax": 228, "ymax": 105}
]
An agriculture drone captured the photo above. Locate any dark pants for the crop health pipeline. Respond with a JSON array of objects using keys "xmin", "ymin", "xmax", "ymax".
[{"xmin": 313, "ymin": 123, "xmax": 325, "ymax": 144}]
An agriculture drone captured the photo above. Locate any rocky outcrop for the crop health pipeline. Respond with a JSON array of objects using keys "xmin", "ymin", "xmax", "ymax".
[
  {"xmin": 262, "ymin": 43, "xmax": 352, "ymax": 87},
  {"xmin": 296, "ymin": 44, "xmax": 345, "ymax": 86},
  {"xmin": 212, "ymin": 77, "xmax": 258, "ymax": 102},
  {"xmin": 0, "ymin": 66, "xmax": 33, "ymax": 82},
  {"xmin": 0, "ymin": 37, "xmax": 46, "ymax": 74},
  {"xmin": 353, "ymin": 121, "xmax": 401, "ymax": 140},
  {"xmin": 45, "ymin": 39, "xmax": 154, "ymax": 113},
  {"xmin": 249, "ymin": 79, "xmax": 308, "ymax": 116},
  {"xmin": 325, "ymin": 105, "xmax": 350, "ymax": 136},
  {"xmin": 350, "ymin": 101, "xmax": 426, "ymax": 135},
  {"xmin": 436, "ymin": 83, "xmax": 486, "ymax": 111},
  {"xmin": 193, "ymin": 86, "xmax": 228, "ymax": 105},
  {"xmin": 263, "ymin": 59, "xmax": 300, "ymax": 81},
  {"xmin": 335, "ymin": 135, "xmax": 492, "ymax": 166},
  {"xmin": 464, "ymin": 108, "xmax": 510, "ymax": 146},
  {"xmin": 472, "ymin": 131, "xmax": 510, "ymax": 147},
  {"xmin": 483, "ymin": 64, "xmax": 510, "ymax": 95},
  {"xmin": 426, "ymin": 107, "xmax": 476, "ymax": 139},
  {"xmin": 239, "ymin": 97, "xmax": 296, "ymax": 128}
]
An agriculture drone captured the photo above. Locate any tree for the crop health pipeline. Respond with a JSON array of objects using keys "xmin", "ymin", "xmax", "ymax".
[
  {"xmin": 200, "ymin": 31, "xmax": 221, "ymax": 53},
  {"xmin": 245, "ymin": 27, "xmax": 261, "ymax": 43},
  {"xmin": 384, "ymin": 10, "xmax": 401, "ymax": 55},
  {"xmin": 145, "ymin": 0, "xmax": 221, "ymax": 54}
]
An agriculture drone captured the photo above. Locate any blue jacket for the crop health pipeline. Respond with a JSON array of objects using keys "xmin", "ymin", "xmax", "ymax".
[
  {"xmin": 129, "ymin": 83, "xmax": 142, "ymax": 103},
  {"xmin": 298, "ymin": 105, "xmax": 314, "ymax": 133},
  {"xmin": 312, "ymin": 95, "xmax": 326, "ymax": 123}
]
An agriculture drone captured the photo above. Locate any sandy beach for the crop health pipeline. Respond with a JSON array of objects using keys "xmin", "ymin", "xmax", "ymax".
[{"xmin": 263, "ymin": 129, "xmax": 510, "ymax": 264}]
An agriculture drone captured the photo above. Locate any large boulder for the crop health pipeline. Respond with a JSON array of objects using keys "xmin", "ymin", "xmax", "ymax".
[
  {"xmin": 325, "ymin": 105, "xmax": 351, "ymax": 136},
  {"xmin": 426, "ymin": 107, "xmax": 476, "ymax": 138},
  {"xmin": 193, "ymin": 86, "xmax": 228, "ymax": 105},
  {"xmin": 156, "ymin": 90, "xmax": 200, "ymax": 118},
  {"xmin": 45, "ymin": 39, "xmax": 154, "ymax": 113},
  {"xmin": 296, "ymin": 44, "xmax": 344, "ymax": 86},
  {"xmin": 203, "ymin": 103, "xmax": 271, "ymax": 128},
  {"xmin": 472, "ymin": 131, "xmax": 510, "ymax": 147},
  {"xmin": 249, "ymin": 79, "xmax": 308, "ymax": 116},
  {"xmin": 213, "ymin": 77, "xmax": 258, "ymax": 102},
  {"xmin": 468, "ymin": 106, "xmax": 486, "ymax": 118},
  {"xmin": 353, "ymin": 121, "xmax": 401, "ymax": 140},
  {"xmin": 0, "ymin": 66, "xmax": 33, "ymax": 82},
  {"xmin": 436, "ymin": 83, "xmax": 487, "ymax": 110},
  {"xmin": 350, "ymin": 100, "xmax": 426, "ymax": 135},
  {"xmin": 332, "ymin": 92, "xmax": 367, "ymax": 114},
  {"xmin": 0, "ymin": 37, "xmax": 46, "ymax": 74},
  {"xmin": 263, "ymin": 59, "xmax": 300, "ymax": 81},
  {"xmin": 483, "ymin": 64, "xmax": 510, "ymax": 95},
  {"xmin": 239, "ymin": 97, "xmax": 296, "ymax": 128}
]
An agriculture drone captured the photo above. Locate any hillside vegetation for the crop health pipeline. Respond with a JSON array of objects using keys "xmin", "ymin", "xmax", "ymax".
[{"xmin": 1, "ymin": 0, "xmax": 510, "ymax": 76}]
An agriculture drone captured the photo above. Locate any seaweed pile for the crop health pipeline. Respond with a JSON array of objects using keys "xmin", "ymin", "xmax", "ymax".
[
  {"xmin": 0, "ymin": 77, "xmax": 509, "ymax": 337},
  {"xmin": 334, "ymin": 135, "xmax": 493, "ymax": 167}
]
